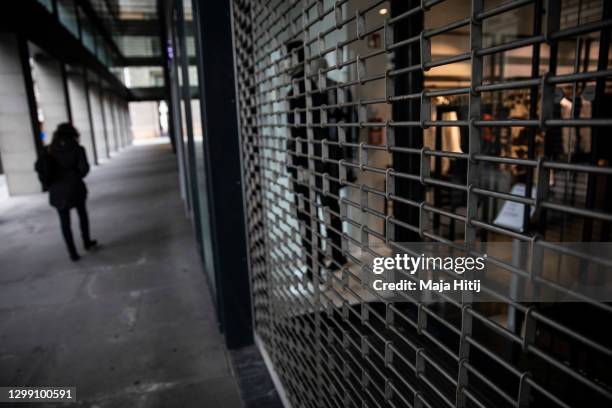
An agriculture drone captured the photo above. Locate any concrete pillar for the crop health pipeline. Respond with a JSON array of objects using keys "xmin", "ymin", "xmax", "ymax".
[
  {"xmin": 89, "ymin": 80, "xmax": 109, "ymax": 161},
  {"xmin": 128, "ymin": 104, "xmax": 133, "ymax": 144},
  {"xmin": 111, "ymin": 97, "xmax": 120, "ymax": 149},
  {"xmin": 66, "ymin": 69, "xmax": 96, "ymax": 164},
  {"xmin": 102, "ymin": 91, "xmax": 117, "ymax": 153},
  {"xmin": 116, "ymin": 100, "xmax": 125, "ymax": 148},
  {"xmin": 123, "ymin": 102, "xmax": 130, "ymax": 146},
  {"xmin": 32, "ymin": 49, "xmax": 69, "ymax": 145},
  {"xmin": 107, "ymin": 95, "xmax": 116, "ymax": 151},
  {"xmin": 0, "ymin": 35, "xmax": 39, "ymax": 195},
  {"xmin": 120, "ymin": 100, "xmax": 128, "ymax": 148},
  {"xmin": 111, "ymin": 96, "xmax": 123, "ymax": 150},
  {"xmin": 126, "ymin": 103, "xmax": 132, "ymax": 145},
  {"xmin": 123, "ymin": 102, "xmax": 133, "ymax": 145}
]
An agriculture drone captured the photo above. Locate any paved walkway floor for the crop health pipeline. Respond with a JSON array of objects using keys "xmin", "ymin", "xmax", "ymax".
[{"xmin": 0, "ymin": 142, "xmax": 242, "ymax": 407}]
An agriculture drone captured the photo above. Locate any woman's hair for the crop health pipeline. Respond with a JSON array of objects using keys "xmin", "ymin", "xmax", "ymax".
[{"xmin": 50, "ymin": 123, "xmax": 79, "ymax": 152}]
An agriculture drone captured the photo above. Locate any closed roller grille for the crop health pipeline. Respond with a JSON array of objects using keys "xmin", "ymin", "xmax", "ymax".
[{"xmin": 232, "ymin": 0, "xmax": 612, "ymax": 407}]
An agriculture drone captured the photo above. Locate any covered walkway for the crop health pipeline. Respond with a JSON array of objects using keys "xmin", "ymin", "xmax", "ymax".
[{"xmin": 0, "ymin": 142, "xmax": 242, "ymax": 407}]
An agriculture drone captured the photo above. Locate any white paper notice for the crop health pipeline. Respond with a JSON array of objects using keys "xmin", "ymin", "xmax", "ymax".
[{"xmin": 493, "ymin": 183, "xmax": 537, "ymax": 232}]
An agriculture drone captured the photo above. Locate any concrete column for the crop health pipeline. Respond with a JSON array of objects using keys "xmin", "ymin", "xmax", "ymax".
[
  {"xmin": 120, "ymin": 101, "xmax": 129, "ymax": 148},
  {"xmin": 123, "ymin": 102, "xmax": 130, "ymax": 146},
  {"xmin": 102, "ymin": 91, "xmax": 117, "ymax": 153},
  {"xmin": 117, "ymin": 100, "xmax": 125, "ymax": 148},
  {"xmin": 0, "ymin": 35, "xmax": 39, "ymax": 195},
  {"xmin": 111, "ymin": 96, "xmax": 123, "ymax": 150},
  {"xmin": 126, "ymin": 103, "xmax": 132, "ymax": 144},
  {"xmin": 123, "ymin": 102, "xmax": 133, "ymax": 145},
  {"xmin": 66, "ymin": 69, "xmax": 96, "ymax": 164},
  {"xmin": 89, "ymin": 81, "xmax": 109, "ymax": 161},
  {"xmin": 32, "ymin": 50, "xmax": 69, "ymax": 144},
  {"xmin": 113, "ymin": 97, "xmax": 121, "ymax": 150}
]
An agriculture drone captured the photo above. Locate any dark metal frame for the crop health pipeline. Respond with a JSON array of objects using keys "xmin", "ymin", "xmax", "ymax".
[{"xmin": 191, "ymin": 0, "xmax": 253, "ymax": 349}]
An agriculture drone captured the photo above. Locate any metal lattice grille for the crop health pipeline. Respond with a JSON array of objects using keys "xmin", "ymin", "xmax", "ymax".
[{"xmin": 232, "ymin": 0, "xmax": 612, "ymax": 407}]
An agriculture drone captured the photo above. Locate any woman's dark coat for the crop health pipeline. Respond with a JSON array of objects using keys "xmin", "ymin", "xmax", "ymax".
[{"xmin": 47, "ymin": 140, "xmax": 90, "ymax": 210}]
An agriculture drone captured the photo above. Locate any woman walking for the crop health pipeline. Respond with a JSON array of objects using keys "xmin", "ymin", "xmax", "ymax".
[{"xmin": 36, "ymin": 123, "xmax": 98, "ymax": 261}]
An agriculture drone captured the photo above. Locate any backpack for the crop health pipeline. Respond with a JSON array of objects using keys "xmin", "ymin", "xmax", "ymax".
[{"xmin": 34, "ymin": 148, "xmax": 54, "ymax": 191}]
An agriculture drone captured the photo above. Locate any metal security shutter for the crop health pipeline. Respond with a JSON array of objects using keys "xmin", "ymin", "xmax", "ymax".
[{"xmin": 232, "ymin": 0, "xmax": 612, "ymax": 407}]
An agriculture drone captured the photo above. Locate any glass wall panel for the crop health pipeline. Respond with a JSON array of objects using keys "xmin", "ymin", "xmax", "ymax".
[
  {"xmin": 167, "ymin": 0, "xmax": 216, "ymax": 293},
  {"xmin": 188, "ymin": 65, "xmax": 198, "ymax": 86},
  {"xmin": 123, "ymin": 67, "xmax": 164, "ymax": 87},
  {"xmin": 115, "ymin": 35, "xmax": 161, "ymax": 57},
  {"xmin": 96, "ymin": 34, "xmax": 110, "ymax": 65},
  {"xmin": 57, "ymin": 0, "xmax": 79, "ymax": 38},
  {"xmin": 186, "ymin": 37, "xmax": 196, "ymax": 57},
  {"xmin": 79, "ymin": 8, "xmax": 96, "ymax": 54}
]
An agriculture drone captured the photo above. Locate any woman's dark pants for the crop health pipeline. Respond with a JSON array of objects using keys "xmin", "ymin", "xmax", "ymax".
[{"xmin": 57, "ymin": 201, "xmax": 91, "ymax": 257}]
